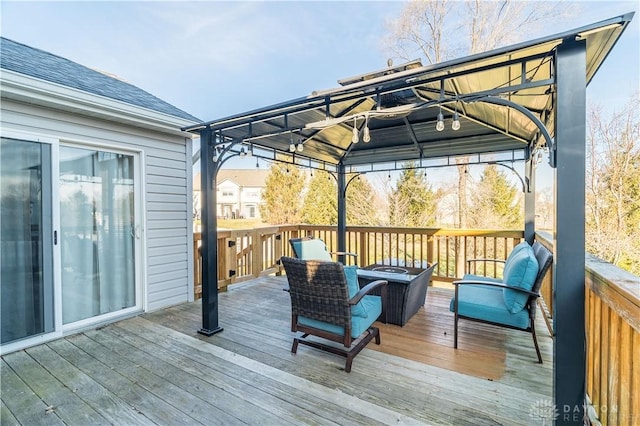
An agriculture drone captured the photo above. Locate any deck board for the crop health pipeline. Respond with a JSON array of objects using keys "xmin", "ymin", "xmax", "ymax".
[
  {"xmin": 3, "ymin": 350, "xmax": 109, "ymax": 425},
  {"xmin": 1, "ymin": 275, "xmax": 552, "ymax": 425}
]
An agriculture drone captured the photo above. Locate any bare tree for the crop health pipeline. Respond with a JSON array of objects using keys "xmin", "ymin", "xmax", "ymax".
[
  {"xmin": 382, "ymin": 0, "xmax": 451, "ymax": 63},
  {"xmin": 586, "ymin": 94, "xmax": 640, "ymax": 274},
  {"xmin": 383, "ymin": 0, "xmax": 568, "ymax": 61},
  {"xmin": 382, "ymin": 0, "xmax": 571, "ymax": 228}
]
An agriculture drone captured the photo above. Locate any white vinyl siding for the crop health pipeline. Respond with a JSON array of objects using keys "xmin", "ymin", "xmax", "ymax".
[{"xmin": 1, "ymin": 99, "xmax": 194, "ymax": 313}]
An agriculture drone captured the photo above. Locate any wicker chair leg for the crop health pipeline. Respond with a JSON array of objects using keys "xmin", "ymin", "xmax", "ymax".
[
  {"xmin": 453, "ymin": 287, "xmax": 459, "ymax": 349},
  {"xmin": 374, "ymin": 327, "xmax": 381, "ymax": 345},
  {"xmin": 454, "ymin": 314, "xmax": 459, "ymax": 349},
  {"xmin": 345, "ymin": 355, "xmax": 354, "ymax": 373},
  {"xmin": 292, "ymin": 338, "xmax": 299, "ymax": 354}
]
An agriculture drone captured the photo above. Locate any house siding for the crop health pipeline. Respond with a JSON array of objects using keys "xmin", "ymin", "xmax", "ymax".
[{"xmin": 1, "ymin": 99, "xmax": 193, "ymax": 313}]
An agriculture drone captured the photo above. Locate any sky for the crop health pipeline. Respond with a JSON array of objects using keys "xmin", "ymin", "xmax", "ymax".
[{"xmin": 1, "ymin": 1, "xmax": 638, "ymax": 183}]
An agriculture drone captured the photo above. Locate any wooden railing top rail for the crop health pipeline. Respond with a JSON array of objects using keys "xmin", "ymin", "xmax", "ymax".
[
  {"xmin": 586, "ymin": 253, "xmax": 640, "ymax": 333},
  {"xmin": 196, "ymin": 226, "xmax": 525, "ymax": 240},
  {"xmin": 299, "ymin": 224, "xmax": 524, "ymax": 237}
]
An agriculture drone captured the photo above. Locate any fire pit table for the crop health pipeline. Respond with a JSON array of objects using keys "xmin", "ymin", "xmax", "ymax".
[{"xmin": 357, "ymin": 263, "xmax": 437, "ymax": 326}]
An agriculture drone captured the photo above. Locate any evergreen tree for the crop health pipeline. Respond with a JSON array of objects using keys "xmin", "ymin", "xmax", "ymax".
[
  {"xmin": 388, "ymin": 163, "xmax": 440, "ymax": 228},
  {"xmin": 301, "ymin": 171, "xmax": 337, "ymax": 224},
  {"xmin": 259, "ymin": 163, "xmax": 304, "ymax": 224},
  {"xmin": 469, "ymin": 165, "xmax": 522, "ymax": 229}
]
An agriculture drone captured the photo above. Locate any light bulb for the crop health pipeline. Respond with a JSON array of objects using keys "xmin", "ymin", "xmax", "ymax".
[
  {"xmin": 452, "ymin": 112, "xmax": 460, "ymax": 131},
  {"xmin": 297, "ymin": 143, "xmax": 304, "ymax": 152},
  {"xmin": 239, "ymin": 147, "xmax": 246, "ymax": 158},
  {"xmin": 289, "ymin": 142, "xmax": 296, "ymax": 152},
  {"xmin": 352, "ymin": 124, "xmax": 359, "ymax": 143},
  {"xmin": 436, "ymin": 111, "xmax": 445, "ymax": 132},
  {"xmin": 212, "ymin": 154, "xmax": 218, "ymax": 162},
  {"xmin": 363, "ymin": 125, "xmax": 371, "ymax": 143},
  {"xmin": 247, "ymin": 145, "xmax": 253, "ymax": 156}
]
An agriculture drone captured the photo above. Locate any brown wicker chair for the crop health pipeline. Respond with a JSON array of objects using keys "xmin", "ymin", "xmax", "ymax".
[{"xmin": 280, "ymin": 256, "xmax": 387, "ymax": 372}]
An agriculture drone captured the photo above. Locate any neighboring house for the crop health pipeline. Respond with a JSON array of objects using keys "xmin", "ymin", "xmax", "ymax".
[
  {"xmin": 0, "ymin": 37, "xmax": 200, "ymax": 354},
  {"xmin": 194, "ymin": 170, "xmax": 268, "ymax": 220}
]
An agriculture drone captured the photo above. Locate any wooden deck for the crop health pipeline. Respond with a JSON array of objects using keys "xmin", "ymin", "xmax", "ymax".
[{"xmin": 1, "ymin": 276, "xmax": 553, "ymax": 425}]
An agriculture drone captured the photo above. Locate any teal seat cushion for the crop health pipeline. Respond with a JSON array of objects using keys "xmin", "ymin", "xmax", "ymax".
[
  {"xmin": 292, "ymin": 239, "xmax": 332, "ymax": 261},
  {"xmin": 344, "ymin": 265, "xmax": 367, "ymax": 317},
  {"xmin": 298, "ymin": 295, "xmax": 382, "ymax": 339},
  {"xmin": 502, "ymin": 245, "xmax": 539, "ymax": 313},
  {"xmin": 449, "ymin": 283, "xmax": 530, "ymax": 329}
]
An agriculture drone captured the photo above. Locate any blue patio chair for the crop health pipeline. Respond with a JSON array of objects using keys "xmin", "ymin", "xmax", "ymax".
[
  {"xmin": 280, "ymin": 256, "xmax": 387, "ymax": 372},
  {"xmin": 450, "ymin": 241, "xmax": 553, "ymax": 363},
  {"xmin": 289, "ymin": 236, "xmax": 358, "ymax": 264}
]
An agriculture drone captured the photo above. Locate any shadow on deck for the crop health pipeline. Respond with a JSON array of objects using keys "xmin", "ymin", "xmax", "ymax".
[{"xmin": 1, "ymin": 275, "xmax": 552, "ymax": 425}]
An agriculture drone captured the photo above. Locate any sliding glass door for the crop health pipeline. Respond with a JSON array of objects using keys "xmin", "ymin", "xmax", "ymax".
[
  {"xmin": 1, "ymin": 138, "xmax": 140, "ymax": 348},
  {"xmin": 1, "ymin": 138, "xmax": 54, "ymax": 344},
  {"xmin": 59, "ymin": 146, "xmax": 137, "ymax": 324}
]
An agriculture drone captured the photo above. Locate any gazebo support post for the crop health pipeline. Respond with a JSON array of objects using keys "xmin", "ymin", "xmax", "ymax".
[
  {"xmin": 524, "ymin": 151, "xmax": 536, "ymax": 245},
  {"xmin": 337, "ymin": 163, "xmax": 347, "ymax": 263},
  {"xmin": 198, "ymin": 127, "xmax": 223, "ymax": 336},
  {"xmin": 553, "ymin": 38, "xmax": 586, "ymax": 425}
]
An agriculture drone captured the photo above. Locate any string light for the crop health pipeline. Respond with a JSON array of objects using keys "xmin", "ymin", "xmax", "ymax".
[
  {"xmin": 351, "ymin": 117, "xmax": 359, "ymax": 143},
  {"xmin": 436, "ymin": 108, "xmax": 445, "ymax": 132},
  {"xmin": 452, "ymin": 110, "xmax": 461, "ymax": 131},
  {"xmin": 363, "ymin": 116, "xmax": 371, "ymax": 143},
  {"xmin": 289, "ymin": 133, "xmax": 296, "ymax": 152}
]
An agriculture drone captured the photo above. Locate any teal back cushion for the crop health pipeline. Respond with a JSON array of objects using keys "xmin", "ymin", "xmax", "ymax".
[
  {"xmin": 505, "ymin": 241, "xmax": 532, "ymax": 265},
  {"xmin": 502, "ymin": 245, "xmax": 539, "ymax": 313},
  {"xmin": 344, "ymin": 265, "xmax": 368, "ymax": 317},
  {"xmin": 294, "ymin": 239, "xmax": 332, "ymax": 261}
]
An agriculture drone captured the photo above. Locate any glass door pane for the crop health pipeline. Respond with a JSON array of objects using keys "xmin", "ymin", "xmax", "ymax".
[
  {"xmin": 59, "ymin": 147, "xmax": 136, "ymax": 324},
  {"xmin": 1, "ymin": 138, "xmax": 54, "ymax": 344}
]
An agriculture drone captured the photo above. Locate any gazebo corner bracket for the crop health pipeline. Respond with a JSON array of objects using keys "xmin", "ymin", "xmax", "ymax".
[{"xmin": 470, "ymin": 96, "xmax": 556, "ymax": 168}]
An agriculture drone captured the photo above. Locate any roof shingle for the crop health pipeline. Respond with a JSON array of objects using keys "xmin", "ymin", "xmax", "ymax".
[{"xmin": 1, "ymin": 37, "xmax": 199, "ymax": 122}]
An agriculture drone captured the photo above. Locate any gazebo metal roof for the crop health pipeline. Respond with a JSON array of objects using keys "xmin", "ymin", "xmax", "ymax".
[{"xmin": 184, "ymin": 13, "xmax": 633, "ymax": 171}]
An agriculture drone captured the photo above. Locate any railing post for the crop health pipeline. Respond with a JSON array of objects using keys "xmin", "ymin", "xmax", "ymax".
[
  {"xmin": 275, "ymin": 231, "xmax": 283, "ymax": 274},
  {"xmin": 456, "ymin": 235, "xmax": 466, "ymax": 278},
  {"xmin": 359, "ymin": 231, "xmax": 368, "ymax": 266},
  {"xmin": 193, "ymin": 233, "xmax": 202, "ymax": 299},
  {"xmin": 427, "ymin": 233, "xmax": 435, "ymax": 269},
  {"xmin": 217, "ymin": 233, "xmax": 227, "ymax": 292},
  {"xmin": 252, "ymin": 229, "xmax": 262, "ymax": 278},
  {"xmin": 226, "ymin": 233, "xmax": 237, "ymax": 288}
]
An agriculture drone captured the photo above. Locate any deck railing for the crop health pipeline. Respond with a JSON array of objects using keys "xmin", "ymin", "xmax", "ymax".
[
  {"xmin": 584, "ymin": 254, "xmax": 640, "ymax": 425},
  {"xmin": 193, "ymin": 224, "xmax": 524, "ymax": 294},
  {"xmin": 193, "ymin": 224, "xmax": 639, "ymax": 425}
]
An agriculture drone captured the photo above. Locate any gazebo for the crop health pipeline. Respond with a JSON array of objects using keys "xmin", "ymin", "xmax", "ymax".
[{"xmin": 183, "ymin": 13, "xmax": 634, "ymax": 424}]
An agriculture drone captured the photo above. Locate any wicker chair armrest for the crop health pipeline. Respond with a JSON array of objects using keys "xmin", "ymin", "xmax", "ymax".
[
  {"xmin": 350, "ymin": 279, "xmax": 387, "ymax": 305},
  {"xmin": 331, "ymin": 251, "xmax": 358, "ymax": 259},
  {"xmin": 452, "ymin": 279, "xmax": 539, "ymax": 297},
  {"xmin": 466, "ymin": 258, "xmax": 506, "ymax": 264},
  {"xmin": 465, "ymin": 258, "xmax": 506, "ymax": 274}
]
